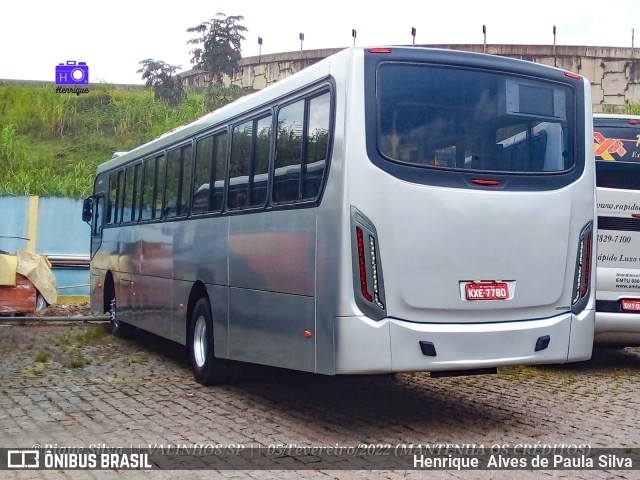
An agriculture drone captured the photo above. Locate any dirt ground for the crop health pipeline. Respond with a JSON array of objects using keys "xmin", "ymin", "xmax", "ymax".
[{"xmin": 32, "ymin": 302, "xmax": 92, "ymax": 317}]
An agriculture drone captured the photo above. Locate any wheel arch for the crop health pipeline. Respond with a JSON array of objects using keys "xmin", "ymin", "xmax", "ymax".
[
  {"xmin": 103, "ymin": 270, "xmax": 115, "ymax": 314},
  {"xmin": 186, "ymin": 281, "xmax": 210, "ymax": 342}
]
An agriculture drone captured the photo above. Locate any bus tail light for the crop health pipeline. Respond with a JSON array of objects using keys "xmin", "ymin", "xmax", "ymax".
[
  {"xmin": 356, "ymin": 227, "xmax": 373, "ymax": 303},
  {"xmin": 351, "ymin": 207, "xmax": 387, "ymax": 319},
  {"xmin": 368, "ymin": 48, "xmax": 392, "ymax": 54},
  {"xmin": 572, "ymin": 222, "xmax": 593, "ymax": 310}
]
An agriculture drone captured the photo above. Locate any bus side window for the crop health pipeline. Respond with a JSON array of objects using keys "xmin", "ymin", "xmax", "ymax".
[
  {"xmin": 107, "ymin": 172, "xmax": 118, "ymax": 225},
  {"xmin": 274, "ymin": 91, "xmax": 331, "ymax": 203},
  {"xmin": 141, "ymin": 157, "xmax": 155, "ymax": 221},
  {"xmin": 274, "ymin": 100, "xmax": 304, "ymax": 203},
  {"xmin": 132, "ymin": 163, "xmax": 142, "ymax": 222},
  {"xmin": 165, "ymin": 149, "xmax": 181, "ymax": 219},
  {"xmin": 211, "ymin": 132, "xmax": 227, "ymax": 212},
  {"xmin": 116, "ymin": 170, "xmax": 124, "ymax": 224},
  {"xmin": 193, "ymin": 136, "xmax": 213, "ymax": 215},
  {"xmin": 121, "ymin": 165, "xmax": 135, "ymax": 223},
  {"xmin": 179, "ymin": 144, "xmax": 193, "ymax": 216},
  {"xmin": 303, "ymin": 92, "xmax": 330, "ymax": 199},
  {"xmin": 250, "ymin": 115, "xmax": 271, "ymax": 207},
  {"xmin": 228, "ymin": 121, "xmax": 252, "ymax": 210},
  {"xmin": 93, "ymin": 196, "xmax": 104, "ymax": 235},
  {"xmin": 153, "ymin": 154, "xmax": 166, "ymax": 220}
]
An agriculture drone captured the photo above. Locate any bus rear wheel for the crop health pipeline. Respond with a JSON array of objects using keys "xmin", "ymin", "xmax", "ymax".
[{"xmin": 189, "ymin": 298, "xmax": 234, "ymax": 385}]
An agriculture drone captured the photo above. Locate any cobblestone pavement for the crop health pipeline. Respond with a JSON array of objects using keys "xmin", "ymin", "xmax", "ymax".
[{"xmin": 1, "ymin": 323, "xmax": 639, "ymax": 479}]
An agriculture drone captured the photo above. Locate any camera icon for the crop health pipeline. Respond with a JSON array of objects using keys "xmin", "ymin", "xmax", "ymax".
[{"xmin": 55, "ymin": 61, "xmax": 89, "ymax": 85}]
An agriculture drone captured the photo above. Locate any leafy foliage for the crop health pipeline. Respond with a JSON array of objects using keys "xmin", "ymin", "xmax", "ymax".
[
  {"xmin": 187, "ymin": 13, "xmax": 247, "ymax": 85},
  {"xmin": 137, "ymin": 59, "xmax": 185, "ymax": 108},
  {"xmin": 0, "ymin": 83, "xmax": 240, "ymax": 197},
  {"xmin": 205, "ymin": 83, "xmax": 243, "ymax": 113}
]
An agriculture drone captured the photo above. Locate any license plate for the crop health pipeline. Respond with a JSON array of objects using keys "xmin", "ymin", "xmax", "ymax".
[
  {"xmin": 621, "ymin": 299, "xmax": 640, "ymax": 312},
  {"xmin": 465, "ymin": 282, "xmax": 509, "ymax": 300}
]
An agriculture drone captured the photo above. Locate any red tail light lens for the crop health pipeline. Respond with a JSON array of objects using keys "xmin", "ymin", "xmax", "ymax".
[
  {"xmin": 471, "ymin": 179, "xmax": 501, "ymax": 186},
  {"xmin": 356, "ymin": 227, "xmax": 373, "ymax": 302}
]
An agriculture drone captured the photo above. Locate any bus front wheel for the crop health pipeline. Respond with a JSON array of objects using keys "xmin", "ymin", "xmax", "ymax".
[{"xmin": 189, "ymin": 298, "xmax": 234, "ymax": 385}]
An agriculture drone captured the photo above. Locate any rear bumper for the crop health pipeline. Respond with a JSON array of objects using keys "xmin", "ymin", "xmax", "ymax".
[
  {"xmin": 335, "ymin": 309, "xmax": 594, "ymax": 374},
  {"xmin": 594, "ymin": 311, "xmax": 640, "ymax": 346}
]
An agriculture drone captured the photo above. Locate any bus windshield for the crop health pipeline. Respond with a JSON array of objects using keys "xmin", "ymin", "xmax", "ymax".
[{"xmin": 377, "ymin": 63, "xmax": 574, "ymax": 173}]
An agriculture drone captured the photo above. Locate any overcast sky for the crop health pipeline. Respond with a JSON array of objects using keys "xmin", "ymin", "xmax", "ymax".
[{"xmin": 2, "ymin": 0, "xmax": 639, "ymax": 84}]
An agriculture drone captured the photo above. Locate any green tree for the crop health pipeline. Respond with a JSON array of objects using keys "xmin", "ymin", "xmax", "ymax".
[
  {"xmin": 186, "ymin": 13, "xmax": 247, "ymax": 85},
  {"xmin": 204, "ymin": 83, "xmax": 243, "ymax": 112},
  {"xmin": 137, "ymin": 59, "xmax": 184, "ymax": 108}
]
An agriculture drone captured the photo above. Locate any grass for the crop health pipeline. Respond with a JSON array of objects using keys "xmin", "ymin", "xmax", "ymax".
[
  {"xmin": 50, "ymin": 324, "xmax": 111, "ymax": 369},
  {"xmin": 34, "ymin": 351, "xmax": 50, "ymax": 363},
  {"xmin": 14, "ymin": 324, "xmax": 120, "ymax": 377},
  {"xmin": 56, "ymin": 324, "xmax": 111, "ymax": 349},
  {"xmin": 0, "ymin": 82, "xmax": 238, "ymax": 197},
  {"xmin": 69, "ymin": 355, "xmax": 89, "ymax": 369},
  {"xmin": 75, "ymin": 323, "xmax": 111, "ymax": 345},
  {"xmin": 625, "ymin": 103, "xmax": 640, "ymax": 115}
]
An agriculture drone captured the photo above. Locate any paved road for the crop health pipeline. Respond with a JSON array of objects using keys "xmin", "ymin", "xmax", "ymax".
[{"xmin": 1, "ymin": 323, "xmax": 639, "ymax": 479}]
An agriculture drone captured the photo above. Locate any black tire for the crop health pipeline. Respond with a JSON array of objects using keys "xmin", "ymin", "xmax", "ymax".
[
  {"xmin": 189, "ymin": 298, "xmax": 234, "ymax": 385},
  {"xmin": 108, "ymin": 288, "xmax": 135, "ymax": 338}
]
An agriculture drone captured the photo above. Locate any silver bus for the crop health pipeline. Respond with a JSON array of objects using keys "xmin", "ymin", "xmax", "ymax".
[
  {"xmin": 83, "ymin": 47, "xmax": 596, "ymax": 385},
  {"xmin": 593, "ymin": 113, "xmax": 640, "ymax": 345}
]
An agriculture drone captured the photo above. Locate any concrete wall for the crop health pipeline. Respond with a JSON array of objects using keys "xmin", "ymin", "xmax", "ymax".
[{"xmin": 180, "ymin": 44, "xmax": 640, "ymax": 112}]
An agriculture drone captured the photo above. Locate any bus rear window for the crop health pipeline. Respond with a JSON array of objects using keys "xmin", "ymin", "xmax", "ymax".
[{"xmin": 376, "ymin": 63, "xmax": 574, "ymax": 174}]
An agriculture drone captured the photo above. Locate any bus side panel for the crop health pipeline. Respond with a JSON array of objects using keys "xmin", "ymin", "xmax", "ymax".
[
  {"xmin": 596, "ymin": 187, "xmax": 640, "ymax": 300},
  {"xmin": 226, "ymin": 209, "xmax": 317, "ymax": 370},
  {"xmin": 132, "ymin": 223, "xmax": 173, "ymax": 339},
  {"xmin": 228, "ymin": 210, "xmax": 315, "ymax": 296},
  {"xmin": 595, "ymin": 186, "xmax": 640, "ymax": 344},
  {"xmin": 227, "ymin": 288, "xmax": 315, "ymax": 371},
  {"xmin": 90, "ymin": 268, "xmax": 103, "ymax": 313},
  {"xmin": 169, "ymin": 217, "xmax": 229, "ymax": 345},
  {"xmin": 117, "ymin": 226, "xmax": 138, "ymax": 328},
  {"xmin": 134, "ymin": 274, "xmax": 172, "ymax": 339},
  {"xmin": 175, "ymin": 217, "xmax": 229, "ymax": 287}
]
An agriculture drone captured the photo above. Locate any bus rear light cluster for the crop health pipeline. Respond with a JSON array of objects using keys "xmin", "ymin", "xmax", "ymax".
[
  {"xmin": 572, "ymin": 223, "xmax": 593, "ymax": 307},
  {"xmin": 351, "ymin": 207, "xmax": 387, "ymax": 319}
]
